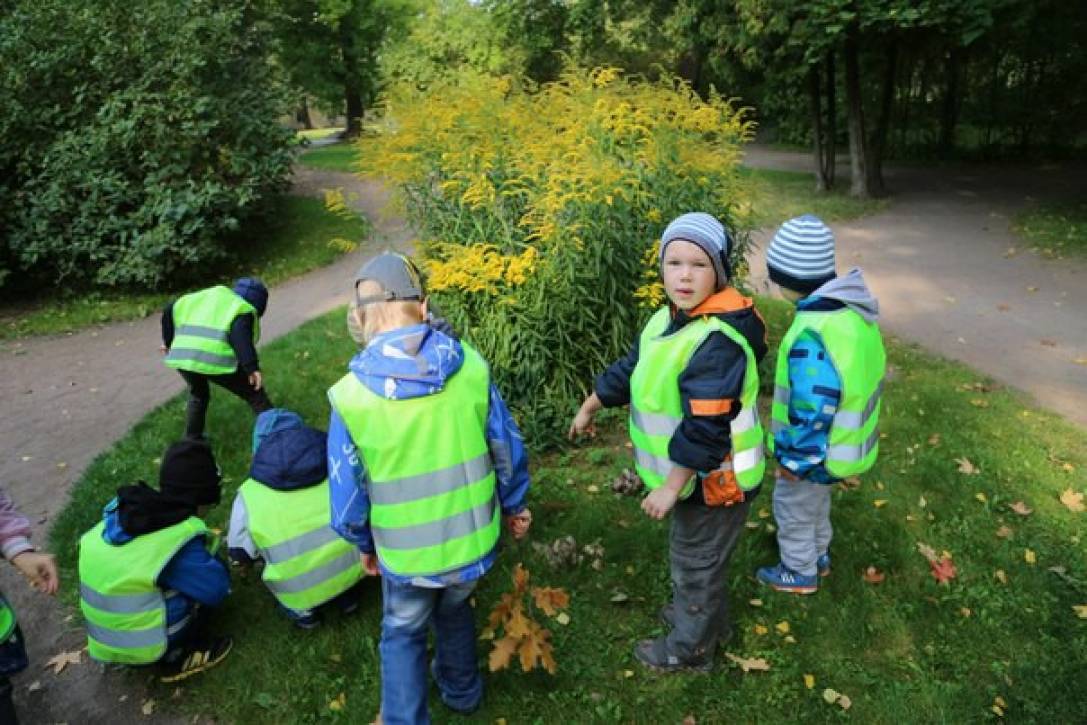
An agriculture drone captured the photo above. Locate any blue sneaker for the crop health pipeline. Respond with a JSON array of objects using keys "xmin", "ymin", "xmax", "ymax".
[
  {"xmin": 817, "ymin": 552, "xmax": 831, "ymax": 578},
  {"xmin": 756, "ymin": 563, "xmax": 818, "ymax": 594}
]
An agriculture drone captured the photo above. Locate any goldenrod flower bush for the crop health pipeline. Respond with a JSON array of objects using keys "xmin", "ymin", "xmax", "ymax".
[{"xmin": 358, "ymin": 67, "xmax": 757, "ymax": 446}]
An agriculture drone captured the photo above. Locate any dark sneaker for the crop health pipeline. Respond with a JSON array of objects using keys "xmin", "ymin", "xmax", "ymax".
[
  {"xmin": 158, "ymin": 636, "xmax": 233, "ymax": 683},
  {"xmin": 294, "ymin": 611, "xmax": 321, "ymax": 630},
  {"xmin": 633, "ymin": 638, "xmax": 713, "ymax": 674}
]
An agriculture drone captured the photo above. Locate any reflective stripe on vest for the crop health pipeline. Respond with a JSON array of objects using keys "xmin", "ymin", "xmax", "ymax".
[
  {"xmin": 238, "ymin": 478, "xmax": 363, "ymax": 613},
  {"xmin": 327, "ymin": 342, "xmax": 499, "ymax": 578},
  {"xmin": 629, "ymin": 306, "xmax": 766, "ymax": 492},
  {"xmin": 78, "ymin": 517, "xmax": 207, "ymax": 664},
  {"xmin": 770, "ymin": 308, "xmax": 886, "ymax": 478},
  {"xmin": 164, "ymin": 286, "xmax": 259, "ymax": 375}
]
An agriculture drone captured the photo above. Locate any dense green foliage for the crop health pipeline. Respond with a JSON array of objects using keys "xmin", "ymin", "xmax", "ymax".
[
  {"xmin": 0, "ymin": 0, "xmax": 294, "ymax": 292},
  {"xmin": 50, "ymin": 299, "xmax": 1087, "ymax": 721}
]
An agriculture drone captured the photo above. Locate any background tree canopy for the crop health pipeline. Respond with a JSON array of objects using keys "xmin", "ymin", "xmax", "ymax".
[{"xmin": 0, "ymin": 0, "xmax": 295, "ymax": 291}]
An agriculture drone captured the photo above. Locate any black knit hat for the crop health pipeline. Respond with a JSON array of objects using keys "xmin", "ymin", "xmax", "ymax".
[{"xmin": 159, "ymin": 440, "xmax": 221, "ymax": 507}]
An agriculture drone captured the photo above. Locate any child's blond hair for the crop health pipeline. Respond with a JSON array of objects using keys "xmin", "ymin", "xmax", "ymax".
[{"xmin": 352, "ymin": 279, "xmax": 425, "ymax": 344}]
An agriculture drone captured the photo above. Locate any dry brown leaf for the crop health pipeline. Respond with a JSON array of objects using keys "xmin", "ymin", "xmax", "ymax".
[
  {"xmin": 996, "ymin": 525, "xmax": 1014, "ymax": 539},
  {"xmin": 997, "ymin": 304, "xmax": 1011, "ymax": 312},
  {"xmin": 682, "ymin": 716, "xmax": 697, "ymax": 725},
  {"xmin": 43, "ymin": 648, "xmax": 82, "ymax": 675},
  {"xmin": 724, "ymin": 652, "xmax": 771, "ymax": 673},
  {"xmin": 863, "ymin": 566, "xmax": 886, "ymax": 584},
  {"xmin": 838, "ymin": 694, "xmax": 852, "ymax": 710},
  {"xmin": 995, "ymin": 569, "xmax": 1008, "ymax": 585},
  {"xmin": 531, "ymin": 586, "xmax": 570, "ymax": 616},
  {"xmin": 1040, "ymin": 338, "xmax": 1058, "ymax": 347},
  {"xmin": 1059, "ymin": 488, "xmax": 1085, "ymax": 513},
  {"xmin": 488, "ymin": 636, "xmax": 518, "ymax": 672},
  {"xmin": 956, "ymin": 457, "xmax": 979, "ymax": 475},
  {"xmin": 1009, "ymin": 501, "xmax": 1033, "ymax": 516},
  {"xmin": 916, "ymin": 542, "xmax": 938, "ymax": 563},
  {"xmin": 927, "ymin": 434, "xmax": 941, "ymax": 446}
]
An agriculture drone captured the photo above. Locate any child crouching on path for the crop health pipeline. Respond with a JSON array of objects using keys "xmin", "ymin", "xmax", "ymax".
[
  {"xmin": 756, "ymin": 215, "xmax": 885, "ymax": 594},
  {"xmin": 570, "ymin": 212, "xmax": 768, "ymax": 673},
  {"xmin": 326, "ymin": 252, "xmax": 532, "ymax": 724}
]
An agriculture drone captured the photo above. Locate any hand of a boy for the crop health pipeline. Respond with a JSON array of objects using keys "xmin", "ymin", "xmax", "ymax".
[
  {"xmin": 641, "ymin": 487, "xmax": 679, "ymax": 520},
  {"xmin": 249, "ymin": 371, "xmax": 263, "ymax": 391},
  {"xmin": 361, "ymin": 552, "xmax": 380, "ymax": 576},
  {"xmin": 11, "ymin": 550, "xmax": 59, "ymax": 595},
  {"xmin": 504, "ymin": 509, "xmax": 532, "ymax": 540}
]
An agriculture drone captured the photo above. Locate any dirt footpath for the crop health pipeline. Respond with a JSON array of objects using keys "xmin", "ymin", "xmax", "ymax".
[
  {"xmin": 0, "ymin": 167, "xmax": 411, "ymax": 724},
  {"xmin": 743, "ymin": 146, "xmax": 1087, "ymax": 429}
]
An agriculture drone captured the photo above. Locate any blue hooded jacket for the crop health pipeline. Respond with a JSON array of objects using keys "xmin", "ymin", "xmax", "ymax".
[
  {"xmin": 327, "ymin": 323, "xmax": 530, "ymax": 587},
  {"xmin": 227, "ymin": 409, "xmax": 328, "ymax": 565},
  {"xmin": 98, "ymin": 500, "xmax": 229, "ymax": 647}
]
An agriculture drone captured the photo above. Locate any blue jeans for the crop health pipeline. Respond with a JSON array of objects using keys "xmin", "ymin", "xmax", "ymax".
[{"xmin": 380, "ymin": 578, "xmax": 482, "ymax": 725}]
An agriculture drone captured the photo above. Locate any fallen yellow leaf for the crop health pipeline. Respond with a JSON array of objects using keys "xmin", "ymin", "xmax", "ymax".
[
  {"xmin": 873, "ymin": 499, "xmax": 888, "ymax": 508},
  {"xmin": 1059, "ymin": 488, "xmax": 1085, "ymax": 513},
  {"xmin": 1024, "ymin": 548, "xmax": 1037, "ymax": 565},
  {"xmin": 329, "ymin": 692, "xmax": 347, "ymax": 712},
  {"xmin": 995, "ymin": 569, "xmax": 1008, "ymax": 585},
  {"xmin": 753, "ymin": 623, "xmax": 768, "ymax": 636},
  {"xmin": 724, "ymin": 652, "xmax": 771, "ymax": 673},
  {"xmin": 975, "ymin": 492, "xmax": 988, "ymax": 503},
  {"xmin": 956, "ymin": 457, "xmax": 979, "ymax": 475},
  {"xmin": 775, "ymin": 620, "xmax": 790, "ymax": 635},
  {"xmin": 555, "ymin": 612, "xmax": 571, "ymax": 626},
  {"xmin": 748, "ymin": 598, "xmax": 763, "ymax": 607},
  {"xmin": 43, "ymin": 648, "xmax": 82, "ymax": 675},
  {"xmin": 803, "ymin": 674, "xmax": 815, "ymax": 690},
  {"xmin": 142, "ymin": 699, "xmax": 155, "ymax": 716},
  {"xmin": 1073, "ymin": 604, "xmax": 1087, "ymax": 619}
]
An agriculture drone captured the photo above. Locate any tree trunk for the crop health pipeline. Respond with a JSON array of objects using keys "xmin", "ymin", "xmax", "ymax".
[
  {"xmin": 809, "ymin": 65, "xmax": 829, "ymax": 191},
  {"xmin": 825, "ymin": 50, "xmax": 837, "ymax": 189},
  {"xmin": 340, "ymin": 16, "xmax": 363, "ymax": 138},
  {"xmin": 867, "ymin": 38, "xmax": 898, "ymax": 196},
  {"xmin": 297, "ymin": 98, "xmax": 314, "ymax": 130},
  {"xmin": 938, "ymin": 47, "xmax": 962, "ymax": 157},
  {"xmin": 843, "ymin": 27, "xmax": 871, "ymax": 198}
]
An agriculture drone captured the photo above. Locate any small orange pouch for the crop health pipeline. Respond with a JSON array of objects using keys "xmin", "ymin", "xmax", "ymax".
[{"xmin": 702, "ymin": 462, "xmax": 745, "ymax": 507}]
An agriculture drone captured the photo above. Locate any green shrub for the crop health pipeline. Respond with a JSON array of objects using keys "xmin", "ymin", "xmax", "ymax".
[
  {"xmin": 0, "ymin": 0, "xmax": 293, "ymax": 290},
  {"xmin": 359, "ymin": 67, "xmax": 757, "ymax": 447}
]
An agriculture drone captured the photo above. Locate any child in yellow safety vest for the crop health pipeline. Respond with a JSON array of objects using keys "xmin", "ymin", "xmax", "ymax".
[
  {"xmin": 570, "ymin": 212, "xmax": 769, "ymax": 673},
  {"xmin": 0, "ymin": 486, "xmax": 59, "ymax": 723},
  {"xmin": 756, "ymin": 215, "xmax": 885, "ymax": 594},
  {"xmin": 327, "ymin": 252, "xmax": 532, "ymax": 725},
  {"xmin": 161, "ymin": 277, "xmax": 274, "ymax": 440},
  {"xmin": 227, "ymin": 408, "xmax": 364, "ymax": 629}
]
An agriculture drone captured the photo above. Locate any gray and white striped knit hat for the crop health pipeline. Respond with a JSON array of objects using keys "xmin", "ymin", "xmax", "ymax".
[
  {"xmin": 659, "ymin": 212, "xmax": 731, "ymax": 291},
  {"xmin": 766, "ymin": 214, "xmax": 836, "ymax": 294}
]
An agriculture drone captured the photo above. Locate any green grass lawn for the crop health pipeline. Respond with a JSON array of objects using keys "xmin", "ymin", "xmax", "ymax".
[
  {"xmin": 297, "ymin": 142, "xmax": 360, "ymax": 173},
  {"xmin": 0, "ymin": 196, "xmax": 369, "ymax": 341},
  {"xmin": 49, "ymin": 297, "xmax": 1086, "ymax": 723},
  {"xmin": 1012, "ymin": 200, "xmax": 1087, "ymax": 258},
  {"xmin": 743, "ymin": 167, "xmax": 888, "ymax": 225},
  {"xmin": 297, "ymin": 127, "xmax": 345, "ymax": 142}
]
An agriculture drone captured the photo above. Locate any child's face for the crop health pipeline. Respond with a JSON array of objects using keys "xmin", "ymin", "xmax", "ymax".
[{"xmin": 662, "ymin": 239, "xmax": 717, "ymax": 311}]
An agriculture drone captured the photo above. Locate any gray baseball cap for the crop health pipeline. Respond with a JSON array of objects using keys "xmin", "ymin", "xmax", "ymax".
[{"xmin": 354, "ymin": 252, "xmax": 426, "ymax": 305}]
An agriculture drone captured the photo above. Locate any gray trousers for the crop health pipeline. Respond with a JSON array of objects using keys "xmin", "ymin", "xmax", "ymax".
[
  {"xmin": 772, "ymin": 474, "xmax": 833, "ymax": 577},
  {"xmin": 665, "ymin": 496, "xmax": 753, "ymax": 661}
]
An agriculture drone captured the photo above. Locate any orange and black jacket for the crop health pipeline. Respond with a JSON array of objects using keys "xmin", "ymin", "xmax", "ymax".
[{"xmin": 595, "ymin": 288, "xmax": 768, "ymax": 502}]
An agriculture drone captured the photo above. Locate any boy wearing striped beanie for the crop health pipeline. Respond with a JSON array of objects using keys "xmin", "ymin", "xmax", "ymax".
[
  {"xmin": 757, "ymin": 215, "xmax": 886, "ymax": 594},
  {"xmin": 570, "ymin": 212, "xmax": 769, "ymax": 671}
]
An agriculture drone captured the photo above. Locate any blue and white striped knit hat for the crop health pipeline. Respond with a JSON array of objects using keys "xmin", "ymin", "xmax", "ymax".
[
  {"xmin": 659, "ymin": 212, "xmax": 731, "ymax": 291},
  {"xmin": 766, "ymin": 214, "xmax": 836, "ymax": 294}
]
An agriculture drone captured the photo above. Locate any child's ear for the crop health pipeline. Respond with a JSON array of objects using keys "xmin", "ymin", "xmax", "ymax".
[{"xmin": 420, "ymin": 297, "xmax": 429, "ymax": 318}]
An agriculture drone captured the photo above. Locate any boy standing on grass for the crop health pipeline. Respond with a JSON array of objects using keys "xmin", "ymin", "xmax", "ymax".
[
  {"xmin": 1, "ymin": 487, "xmax": 59, "ymax": 724},
  {"xmin": 227, "ymin": 408, "xmax": 364, "ymax": 630},
  {"xmin": 162, "ymin": 277, "xmax": 273, "ymax": 440},
  {"xmin": 569, "ymin": 212, "xmax": 768, "ymax": 673},
  {"xmin": 327, "ymin": 252, "xmax": 532, "ymax": 724},
  {"xmin": 756, "ymin": 214, "xmax": 885, "ymax": 594},
  {"xmin": 78, "ymin": 440, "xmax": 233, "ymax": 682}
]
